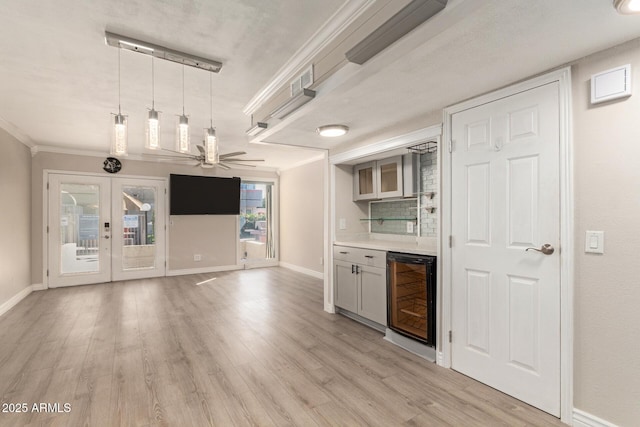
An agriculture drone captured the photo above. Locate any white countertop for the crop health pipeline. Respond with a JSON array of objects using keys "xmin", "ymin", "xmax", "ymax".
[{"xmin": 334, "ymin": 238, "xmax": 437, "ymax": 256}]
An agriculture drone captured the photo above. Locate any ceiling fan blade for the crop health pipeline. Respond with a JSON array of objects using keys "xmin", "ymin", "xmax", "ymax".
[
  {"xmin": 217, "ymin": 163, "xmax": 231, "ymax": 170},
  {"xmin": 196, "ymin": 145, "xmax": 205, "ymax": 154},
  {"xmin": 141, "ymin": 153, "xmax": 193, "ymax": 160},
  {"xmin": 222, "ymin": 158, "xmax": 265, "ymax": 162},
  {"xmin": 219, "ymin": 151, "xmax": 246, "ymax": 159},
  {"xmin": 225, "ymin": 162, "xmax": 257, "ymax": 168},
  {"xmin": 160, "ymin": 147, "xmax": 195, "ymax": 158}
]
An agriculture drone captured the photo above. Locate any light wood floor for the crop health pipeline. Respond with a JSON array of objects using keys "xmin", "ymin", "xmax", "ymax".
[{"xmin": 0, "ymin": 267, "xmax": 564, "ymax": 426}]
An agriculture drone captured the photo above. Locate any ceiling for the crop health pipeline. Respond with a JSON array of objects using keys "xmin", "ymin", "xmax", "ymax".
[{"xmin": 1, "ymin": 1, "xmax": 640, "ymax": 170}]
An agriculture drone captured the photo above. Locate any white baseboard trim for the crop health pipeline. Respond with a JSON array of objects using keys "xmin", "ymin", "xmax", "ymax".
[
  {"xmin": 32, "ymin": 283, "xmax": 47, "ymax": 291},
  {"xmin": 166, "ymin": 265, "xmax": 242, "ymax": 276},
  {"xmin": 0, "ymin": 285, "xmax": 33, "ymax": 317},
  {"xmin": 279, "ymin": 262, "xmax": 324, "ymax": 279},
  {"xmin": 437, "ymin": 351, "xmax": 444, "ymax": 366},
  {"xmin": 573, "ymin": 409, "xmax": 618, "ymax": 427}
]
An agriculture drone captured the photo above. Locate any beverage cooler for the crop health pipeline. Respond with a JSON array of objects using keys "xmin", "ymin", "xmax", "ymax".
[{"xmin": 387, "ymin": 252, "xmax": 436, "ymax": 347}]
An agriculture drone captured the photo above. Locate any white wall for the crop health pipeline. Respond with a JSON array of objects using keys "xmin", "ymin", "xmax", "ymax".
[
  {"xmin": 31, "ymin": 152, "xmax": 278, "ymax": 282},
  {"xmin": 279, "ymin": 158, "xmax": 325, "ymax": 274},
  {"xmin": 571, "ymin": 38, "xmax": 640, "ymax": 426},
  {"xmin": 0, "ymin": 129, "xmax": 31, "ymax": 310}
]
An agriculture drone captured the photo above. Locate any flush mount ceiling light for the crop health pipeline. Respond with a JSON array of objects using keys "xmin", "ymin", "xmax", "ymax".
[
  {"xmin": 614, "ymin": 0, "xmax": 640, "ymax": 13},
  {"xmin": 316, "ymin": 124, "xmax": 349, "ymax": 137},
  {"xmin": 104, "ymin": 31, "xmax": 223, "ymax": 72}
]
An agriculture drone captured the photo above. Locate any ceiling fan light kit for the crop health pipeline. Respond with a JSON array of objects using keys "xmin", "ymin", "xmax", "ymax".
[{"xmin": 317, "ymin": 124, "xmax": 349, "ymax": 137}]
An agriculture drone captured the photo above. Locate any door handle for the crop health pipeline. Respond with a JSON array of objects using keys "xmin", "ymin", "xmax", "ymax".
[
  {"xmin": 525, "ymin": 244, "xmax": 554, "ymax": 255},
  {"xmin": 351, "ymin": 264, "xmax": 355, "ymax": 274},
  {"xmin": 355, "ymin": 265, "xmax": 360, "ymax": 275},
  {"xmin": 103, "ymin": 235, "xmax": 110, "ymax": 239}
]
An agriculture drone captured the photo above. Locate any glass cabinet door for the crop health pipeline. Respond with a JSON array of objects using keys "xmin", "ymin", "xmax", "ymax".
[
  {"xmin": 377, "ymin": 156, "xmax": 404, "ymax": 198},
  {"xmin": 353, "ymin": 161, "xmax": 378, "ymax": 201}
]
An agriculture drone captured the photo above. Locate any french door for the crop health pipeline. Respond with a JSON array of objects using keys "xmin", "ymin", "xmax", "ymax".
[
  {"xmin": 47, "ymin": 173, "xmax": 166, "ymax": 287},
  {"xmin": 450, "ymin": 82, "xmax": 561, "ymax": 415}
]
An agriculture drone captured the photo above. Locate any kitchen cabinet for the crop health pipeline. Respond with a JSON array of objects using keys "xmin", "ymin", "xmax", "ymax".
[
  {"xmin": 334, "ymin": 245, "xmax": 387, "ymax": 326},
  {"xmin": 353, "ymin": 161, "xmax": 377, "ymax": 201},
  {"xmin": 353, "ymin": 155, "xmax": 409, "ymax": 201}
]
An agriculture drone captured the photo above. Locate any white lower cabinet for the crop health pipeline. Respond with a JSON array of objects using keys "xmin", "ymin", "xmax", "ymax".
[{"xmin": 334, "ymin": 246, "xmax": 387, "ymax": 326}]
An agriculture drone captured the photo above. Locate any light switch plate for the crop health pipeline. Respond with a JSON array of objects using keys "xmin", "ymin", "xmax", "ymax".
[
  {"xmin": 406, "ymin": 221, "xmax": 414, "ymax": 233},
  {"xmin": 339, "ymin": 218, "xmax": 347, "ymax": 230},
  {"xmin": 585, "ymin": 231, "xmax": 604, "ymax": 254}
]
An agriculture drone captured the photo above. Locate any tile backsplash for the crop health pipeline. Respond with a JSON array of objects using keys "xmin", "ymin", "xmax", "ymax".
[{"xmin": 370, "ymin": 199, "xmax": 417, "ymax": 235}]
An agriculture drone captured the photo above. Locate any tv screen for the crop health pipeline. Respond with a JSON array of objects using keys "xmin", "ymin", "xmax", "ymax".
[{"xmin": 170, "ymin": 174, "xmax": 241, "ymax": 215}]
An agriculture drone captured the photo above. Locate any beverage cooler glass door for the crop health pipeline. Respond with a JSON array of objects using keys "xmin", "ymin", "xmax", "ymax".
[{"xmin": 387, "ymin": 252, "xmax": 436, "ymax": 346}]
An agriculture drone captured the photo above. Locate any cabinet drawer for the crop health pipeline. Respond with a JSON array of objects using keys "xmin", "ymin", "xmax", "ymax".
[{"xmin": 334, "ymin": 245, "xmax": 386, "ymax": 268}]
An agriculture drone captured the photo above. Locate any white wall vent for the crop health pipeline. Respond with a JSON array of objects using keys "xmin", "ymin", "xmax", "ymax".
[
  {"xmin": 590, "ymin": 64, "xmax": 632, "ymax": 104},
  {"xmin": 290, "ymin": 65, "xmax": 314, "ymax": 96}
]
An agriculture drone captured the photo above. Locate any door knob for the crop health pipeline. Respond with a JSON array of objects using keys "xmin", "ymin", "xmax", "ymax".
[
  {"xmin": 526, "ymin": 244, "xmax": 554, "ymax": 255},
  {"xmin": 103, "ymin": 235, "xmax": 110, "ymax": 239}
]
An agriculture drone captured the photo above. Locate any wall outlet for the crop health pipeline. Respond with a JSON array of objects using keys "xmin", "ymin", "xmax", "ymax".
[
  {"xmin": 406, "ymin": 221, "xmax": 414, "ymax": 233},
  {"xmin": 194, "ymin": 254, "xmax": 202, "ymax": 262},
  {"xmin": 339, "ymin": 218, "xmax": 347, "ymax": 230}
]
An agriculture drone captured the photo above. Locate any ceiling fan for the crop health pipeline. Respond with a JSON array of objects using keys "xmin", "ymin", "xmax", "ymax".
[{"xmin": 146, "ymin": 144, "xmax": 265, "ymax": 170}]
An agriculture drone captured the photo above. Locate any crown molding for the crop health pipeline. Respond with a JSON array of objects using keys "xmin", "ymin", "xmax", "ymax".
[
  {"xmin": 242, "ymin": 0, "xmax": 375, "ymax": 116},
  {"xmin": 0, "ymin": 116, "xmax": 35, "ymax": 149}
]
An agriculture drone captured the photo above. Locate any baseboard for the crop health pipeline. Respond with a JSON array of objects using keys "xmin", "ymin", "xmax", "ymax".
[
  {"xmin": 32, "ymin": 283, "xmax": 47, "ymax": 291},
  {"xmin": 279, "ymin": 261, "xmax": 324, "ymax": 279},
  {"xmin": 573, "ymin": 409, "xmax": 618, "ymax": 427},
  {"xmin": 0, "ymin": 285, "xmax": 33, "ymax": 317},
  {"xmin": 166, "ymin": 265, "xmax": 242, "ymax": 276}
]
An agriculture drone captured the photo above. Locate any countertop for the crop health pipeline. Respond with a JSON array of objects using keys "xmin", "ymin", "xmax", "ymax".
[{"xmin": 334, "ymin": 239, "xmax": 437, "ymax": 256}]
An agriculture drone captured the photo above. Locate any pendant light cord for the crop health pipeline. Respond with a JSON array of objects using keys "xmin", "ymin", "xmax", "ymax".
[
  {"xmin": 210, "ymin": 72, "xmax": 213, "ymax": 127},
  {"xmin": 151, "ymin": 56, "xmax": 155, "ymax": 110},
  {"xmin": 118, "ymin": 48, "xmax": 122, "ymax": 114},
  {"xmin": 182, "ymin": 64, "xmax": 185, "ymax": 116}
]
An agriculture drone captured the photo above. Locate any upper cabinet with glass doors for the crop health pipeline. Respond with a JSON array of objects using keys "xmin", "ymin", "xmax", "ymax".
[{"xmin": 353, "ymin": 156, "xmax": 404, "ymax": 201}]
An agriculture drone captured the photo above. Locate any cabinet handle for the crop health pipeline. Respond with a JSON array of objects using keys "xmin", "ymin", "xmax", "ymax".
[
  {"xmin": 339, "ymin": 251, "xmax": 348, "ymax": 254},
  {"xmin": 364, "ymin": 255, "xmax": 374, "ymax": 259},
  {"xmin": 355, "ymin": 265, "xmax": 360, "ymax": 275},
  {"xmin": 351, "ymin": 264, "xmax": 355, "ymax": 274}
]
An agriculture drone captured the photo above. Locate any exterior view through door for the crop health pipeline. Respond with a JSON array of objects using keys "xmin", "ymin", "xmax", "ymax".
[
  {"xmin": 239, "ymin": 181, "xmax": 275, "ymax": 263},
  {"xmin": 450, "ymin": 82, "xmax": 561, "ymax": 416},
  {"xmin": 47, "ymin": 173, "xmax": 166, "ymax": 287}
]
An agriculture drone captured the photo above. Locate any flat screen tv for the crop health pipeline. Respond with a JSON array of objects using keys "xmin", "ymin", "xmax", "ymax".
[{"xmin": 170, "ymin": 174, "xmax": 241, "ymax": 215}]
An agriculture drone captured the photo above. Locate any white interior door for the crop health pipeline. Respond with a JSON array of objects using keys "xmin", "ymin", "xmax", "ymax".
[
  {"xmin": 48, "ymin": 174, "xmax": 111, "ymax": 287},
  {"xmin": 48, "ymin": 174, "xmax": 166, "ymax": 287},
  {"xmin": 450, "ymin": 83, "xmax": 561, "ymax": 415},
  {"xmin": 111, "ymin": 177, "xmax": 166, "ymax": 281}
]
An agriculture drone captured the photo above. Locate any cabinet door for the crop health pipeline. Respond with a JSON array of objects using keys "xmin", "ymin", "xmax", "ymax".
[
  {"xmin": 359, "ymin": 265, "xmax": 387, "ymax": 325},
  {"xmin": 353, "ymin": 162, "xmax": 378, "ymax": 201},
  {"xmin": 377, "ymin": 156, "xmax": 404, "ymax": 199},
  {"xmin": 334, "ymin": 260, "xmax": 358, "ymax": 313}
]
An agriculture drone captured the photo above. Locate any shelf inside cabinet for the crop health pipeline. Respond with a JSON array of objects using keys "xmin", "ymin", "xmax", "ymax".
[{"xmin": 360, "ymin": 217, "xmax": 417, "ymax": 225}]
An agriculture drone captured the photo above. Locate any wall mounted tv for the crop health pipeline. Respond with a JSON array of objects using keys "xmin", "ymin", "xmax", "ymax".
[{"xmin": 170, "ymin": 174, "xmax": 241, "ymax": 215}]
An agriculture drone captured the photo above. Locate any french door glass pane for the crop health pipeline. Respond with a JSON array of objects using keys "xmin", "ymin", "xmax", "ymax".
[
  {"xmin": 59, "ymin": 183, "xmax": 100, "ymax": 274},
  {"xmin": 240, "ymin": 182, "xmax": 274, "ymax": 261},
  {"xmin": 121, "ymin": 186, "xmax": 156, "ymax": 270}
]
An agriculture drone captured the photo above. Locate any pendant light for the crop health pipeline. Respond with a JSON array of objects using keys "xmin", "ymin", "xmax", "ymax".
[
  {"xmin": 176, "ymin": 64, "xmax": 190, "ymax": 153},
  {"xmin": 145, "ymin": 56, "xmax": 160, "ymax": 150},
  {"xmin": 111, "ymin": 48, "xmax": 128, "ymax": 156},
  {"xmin": 204, "ymin": 72, "xmax": 218, "ymax": 164}
]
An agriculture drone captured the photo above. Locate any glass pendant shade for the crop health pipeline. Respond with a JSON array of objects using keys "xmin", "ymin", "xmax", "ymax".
[
  {"xmin": 111, "ymin": 113, "xmax": 128, "ymax": 156},
  {"xmin": 145, "ymin": 109, "xmax": 160, "ymax": 150},
  {"xmin": 204, "ymin": 127, "xmax": 218, "ymax": 163},
  {"xmin": 176, "ymin": 114, "xmax": 190, "ymax": 153}
]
